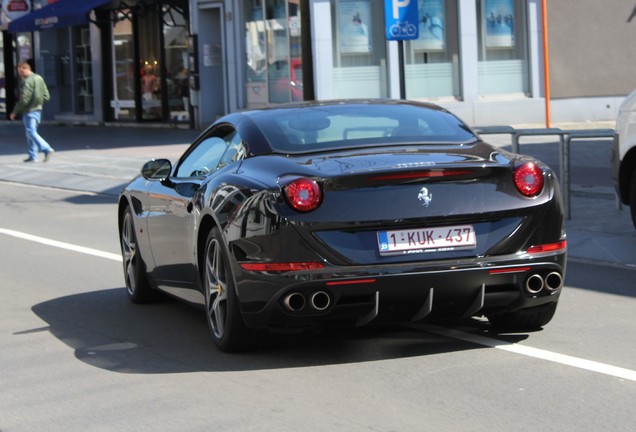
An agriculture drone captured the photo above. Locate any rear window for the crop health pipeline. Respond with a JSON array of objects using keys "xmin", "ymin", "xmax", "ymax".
[{"xmin": 249, "ymin": 102, "xmax": 477, "ymax": 153}]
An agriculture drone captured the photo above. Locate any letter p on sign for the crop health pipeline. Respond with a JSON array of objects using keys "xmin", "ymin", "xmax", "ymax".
[{"xmin": 393, "ymin": 0, "xmax": 410, "ymax": 19}]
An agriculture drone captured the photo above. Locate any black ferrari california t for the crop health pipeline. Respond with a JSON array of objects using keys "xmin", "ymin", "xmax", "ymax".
[{"xmin": 118, "ymin": 99, "xmax": 566, "ymax": 352}]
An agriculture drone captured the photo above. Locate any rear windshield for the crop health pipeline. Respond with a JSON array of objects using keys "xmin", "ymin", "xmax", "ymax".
[{"xmin": 248, "ymin": 103, "xmax": 477, "ymax": 153}]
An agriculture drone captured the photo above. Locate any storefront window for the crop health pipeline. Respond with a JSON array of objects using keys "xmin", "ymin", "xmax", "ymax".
[
  {"xmin": 332, "ymin": 0, "xmax": 387, "ymax": 98},
  {"xmin": 111, "ymin": 4, "xmax": 189, "ymax": 122},
  {"xmin": 404, "ymin": 0, "xmax": 460, "ymax": 100},
  {"xmin": 476, "ymin": 0, "xmax": 529, "ymax": 96},
  {"xmin": 16, "ymin": 33, "xmax": 32, "ymax": 63},
  {"xmin": 75, "ymin": 27, "xmax": 93, "ymax": 114},
  {"xmin": 10, "ymin": 33, "xmax": 33, "ymax": 114},
  {"xmin": 244, "ymin": 0, "xmax": 302, "ymax": 107},
  {"xmin": 139, "ymin": 7, "xmax": 162, "ymax": 120},
  {"xmin": 162, "ymin": 5, "xmax": 190, "ymax": 122},
  {"xmin": 112, "ymin": 11, "xmax": 135, "ymax": 120}
]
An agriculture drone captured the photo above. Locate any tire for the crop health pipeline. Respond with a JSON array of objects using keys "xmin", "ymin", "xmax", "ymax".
[
  {"xmin": 203, "ymin": 228, "xmax": 262, "ymax": 352},
  {"xmin": 488, "ymin": 302, "xmax": 558, "ymax": 333},
  {"xmin": 120, "ymin": 207, "xmax": 153, "ymax": 303},
  {"xmin": 629, "ymin": 171, "xmax": 636, "ymax": 230}
]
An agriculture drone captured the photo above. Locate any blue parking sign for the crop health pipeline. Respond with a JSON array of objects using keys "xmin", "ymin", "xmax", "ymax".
[{"xmin": 385, "ymin": 0, "xmax": 419, "ymax": 40}]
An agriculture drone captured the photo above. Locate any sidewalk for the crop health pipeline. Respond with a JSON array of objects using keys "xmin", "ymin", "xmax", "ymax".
[
  {"xmin": 0, "ymin": 120, "xmax": 634, "ymax": 267},
  {"xmin": 0, "ymin": 121, "xmax": 199, "ymax": 195}
]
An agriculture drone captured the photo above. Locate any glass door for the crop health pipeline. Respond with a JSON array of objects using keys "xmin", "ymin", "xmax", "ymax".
[
  {"xmin": 162, "ymin": 4, "xmax": 190, "ymax": 122},
  {"xmin": 139, "ymin": 7, "xmax": 162, "ymax": 121},
  {"xmin": 110, "ymin": 5, "xmax": 189, "ymax": 122},
  {"xmin": 112, "ymin": 10, "xmax": 135, "ymax": 120},
  {"xmin": 74, "ymin": 27, "xmax": 94, "ymax": 113}
]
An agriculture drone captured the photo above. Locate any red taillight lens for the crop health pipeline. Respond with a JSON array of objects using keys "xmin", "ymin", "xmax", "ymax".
[
  {"xmin": 240, "ymin": 262, "xmax": 324, "ymax": 272},
  {"xmin": 488, "ymin": 266, "xmax": 532, "ymax": 275},
  {"xmin": 284, "ymin": 178, "xmax": 322, "ymax": 212},
  {"xmin": 326, "ymin": 278, "xmax": 377, "ymax": 286},
  {"xmin": 527, "ymin": 241, "xmax": 567, "ymax": 254},
  {"xmin": 513, "ymin": 162, "xmax": 544, "ymax": 197}
]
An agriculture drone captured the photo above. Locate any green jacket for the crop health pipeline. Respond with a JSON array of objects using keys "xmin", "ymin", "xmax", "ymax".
[{"xmin": 12, "ymin": 72, "xmax": 50, "ymax": 116}]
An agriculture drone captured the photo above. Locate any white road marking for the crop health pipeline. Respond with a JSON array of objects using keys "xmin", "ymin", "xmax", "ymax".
[
  {"xmin": 424, "ymin": 325, "xmax": 636, "ymax": 382},
  {"xmin": 0, "ymin": 228, "xmax": 122, "ymax": 262},
  {"xmin": 3, "ymin": 226, "xmax": 636, "ymax": 382}
]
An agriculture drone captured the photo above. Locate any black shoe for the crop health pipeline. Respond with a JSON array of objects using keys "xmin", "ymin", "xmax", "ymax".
[
  {"xmin": 23, "ymin": 158, "xmax": 37, "ymax": 163},
  {"xmin": 44, "ymin": 149, "xmax": 55, "ymax": 162}
]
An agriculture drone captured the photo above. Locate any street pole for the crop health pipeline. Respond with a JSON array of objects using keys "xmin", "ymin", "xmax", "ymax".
[
  {"xmin": 398, "ymin": 40, "xmax": 406, "ymax": 99},
  {"xmin": 542, "ymin": 0, "xmax": 551, "ymax": 128},
  {"xmin": 384, "ymin": 0, "xmax": 417, "ymax": 100}
]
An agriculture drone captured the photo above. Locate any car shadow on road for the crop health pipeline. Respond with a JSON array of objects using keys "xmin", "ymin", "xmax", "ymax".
[
  {"xmin": 64, "ymin": 193, "xmax": 120, "ymax": 205},
  {"xmin": 29, "ymin": 287, "xmax": 520, "ymax": 374}
]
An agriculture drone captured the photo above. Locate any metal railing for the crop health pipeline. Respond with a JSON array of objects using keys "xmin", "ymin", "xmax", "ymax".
[{"xmin": 473, "ymin": 126, "xmax": 617, "ymax": 219}]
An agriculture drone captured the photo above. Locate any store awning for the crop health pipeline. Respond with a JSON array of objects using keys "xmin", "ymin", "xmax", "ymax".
[{"xmin": 8, "ymin": 0, "xmax": 112, "ymax": 33}]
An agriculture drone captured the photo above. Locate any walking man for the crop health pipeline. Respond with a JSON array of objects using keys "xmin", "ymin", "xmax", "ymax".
[{"xmin": 9, "ymin": 61, "xmax": 55, "ymax": 162}]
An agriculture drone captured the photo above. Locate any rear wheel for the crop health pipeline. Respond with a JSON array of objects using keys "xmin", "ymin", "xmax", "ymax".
[
  {"xmin": 120, "ymin": 207, "xmax": 153, "ymax": 303},
  {"xmin": 204, "ymin": 228, "xmax": 262, "ymax": 352},
  {"xmin": 629, "ymin": 171, "xmax": 636, "ymax": 229},
  {"xmin": 488, "ymin": 302, "xmax": 558, "ymax": 333}
]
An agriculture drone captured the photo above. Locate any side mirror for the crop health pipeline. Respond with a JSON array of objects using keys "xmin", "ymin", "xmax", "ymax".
[{"xmin": 141, "ymin": 159, "xmax": 172, "ymax": 180}]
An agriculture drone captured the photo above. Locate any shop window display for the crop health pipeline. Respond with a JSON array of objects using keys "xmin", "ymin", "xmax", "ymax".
[
  {"xmin": 162, "ymin": 4, "xmax": 190, "ymax": 122},
  {"xmin": 404, "ymin": 0, "xmax": 460, "ymax": 100},
  {"xmin": 477, "ymin": 0, "xmax": 530, "ymax": 96},
  {"xmin": 331, "ymin": 0, "xmax": 388, "ymax": 99},
  {"xmin": 244, "ymin": 0, "xmax": 302, "ymax": 108}
]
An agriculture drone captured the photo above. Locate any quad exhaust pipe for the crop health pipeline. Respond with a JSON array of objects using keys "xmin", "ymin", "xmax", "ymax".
[
  {"xmin": 283, "ymin": 291, "xmax": 332, "ymax": 312},
  {"xmin": 310, "ymin": 291, "xmax": 331, "ymax": 311},
  {"xmin": 544, "ymin": 272, "xmax": 563, "ymax": 291},
  {"xmin": 283, "ymin": 292, "xmax": 306, "ymax": 312},
  {"xmin": 525, "ymin": 274, "xmax": 544, "ymax": 294},
  {"xmin": 524, "ymin": 271, "xmax": 563, "ymax": 294}
]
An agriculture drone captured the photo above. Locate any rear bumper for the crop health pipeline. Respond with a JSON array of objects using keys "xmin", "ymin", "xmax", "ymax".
[{"xmin": 236, "ymin": 251, "xmax": 566, "ymax": 331}]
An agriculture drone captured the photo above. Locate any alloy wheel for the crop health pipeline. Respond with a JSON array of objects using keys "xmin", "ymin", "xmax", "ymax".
[
  {"xmin": 121, "ymin": 212, "xmax": 138, "ymax": 296},
  {"xmin": 206, "ymin": 237, "xmax": 228, "ymax": 340}
]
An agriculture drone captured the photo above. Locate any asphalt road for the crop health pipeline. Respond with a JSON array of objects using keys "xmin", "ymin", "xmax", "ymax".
[{"xmin": 1, "ymin": 182, "xmax": 636, "ymax": 431}]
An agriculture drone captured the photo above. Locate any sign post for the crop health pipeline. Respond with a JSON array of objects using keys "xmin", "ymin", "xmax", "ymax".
[{"xmin": 384, "ymin": 0, "xmax": 419, "ymax": 99}]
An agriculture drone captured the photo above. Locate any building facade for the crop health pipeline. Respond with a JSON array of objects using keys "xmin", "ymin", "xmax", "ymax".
[
  {"xmin": 2, "ymin": 0, "xmax": 192, "ymax": 125},
  {"xmin": 1, "ymin": 0, "xmax": 635, "ymax": 128}
]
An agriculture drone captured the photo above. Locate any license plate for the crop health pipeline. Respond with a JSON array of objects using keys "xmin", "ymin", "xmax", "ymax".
[{"xmin": 377, "ymin": 225, "xmax": 476, "ymax": 255}]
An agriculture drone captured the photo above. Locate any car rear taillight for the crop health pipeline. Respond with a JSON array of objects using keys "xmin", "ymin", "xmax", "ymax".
[
  {"xmin": 240, "ymin": 262, "xmax": 324, "ymax": 272},
  {"xmin": 527, "ymin": 241, "xmax": 567, "ymax": 254},
  {"xmin": 284, "ymin": 178, "xmax": 322, "ymax": 212},
  {"xmin": 513, "ymin": 162, "xmax": 544, "ymax": 197}
]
